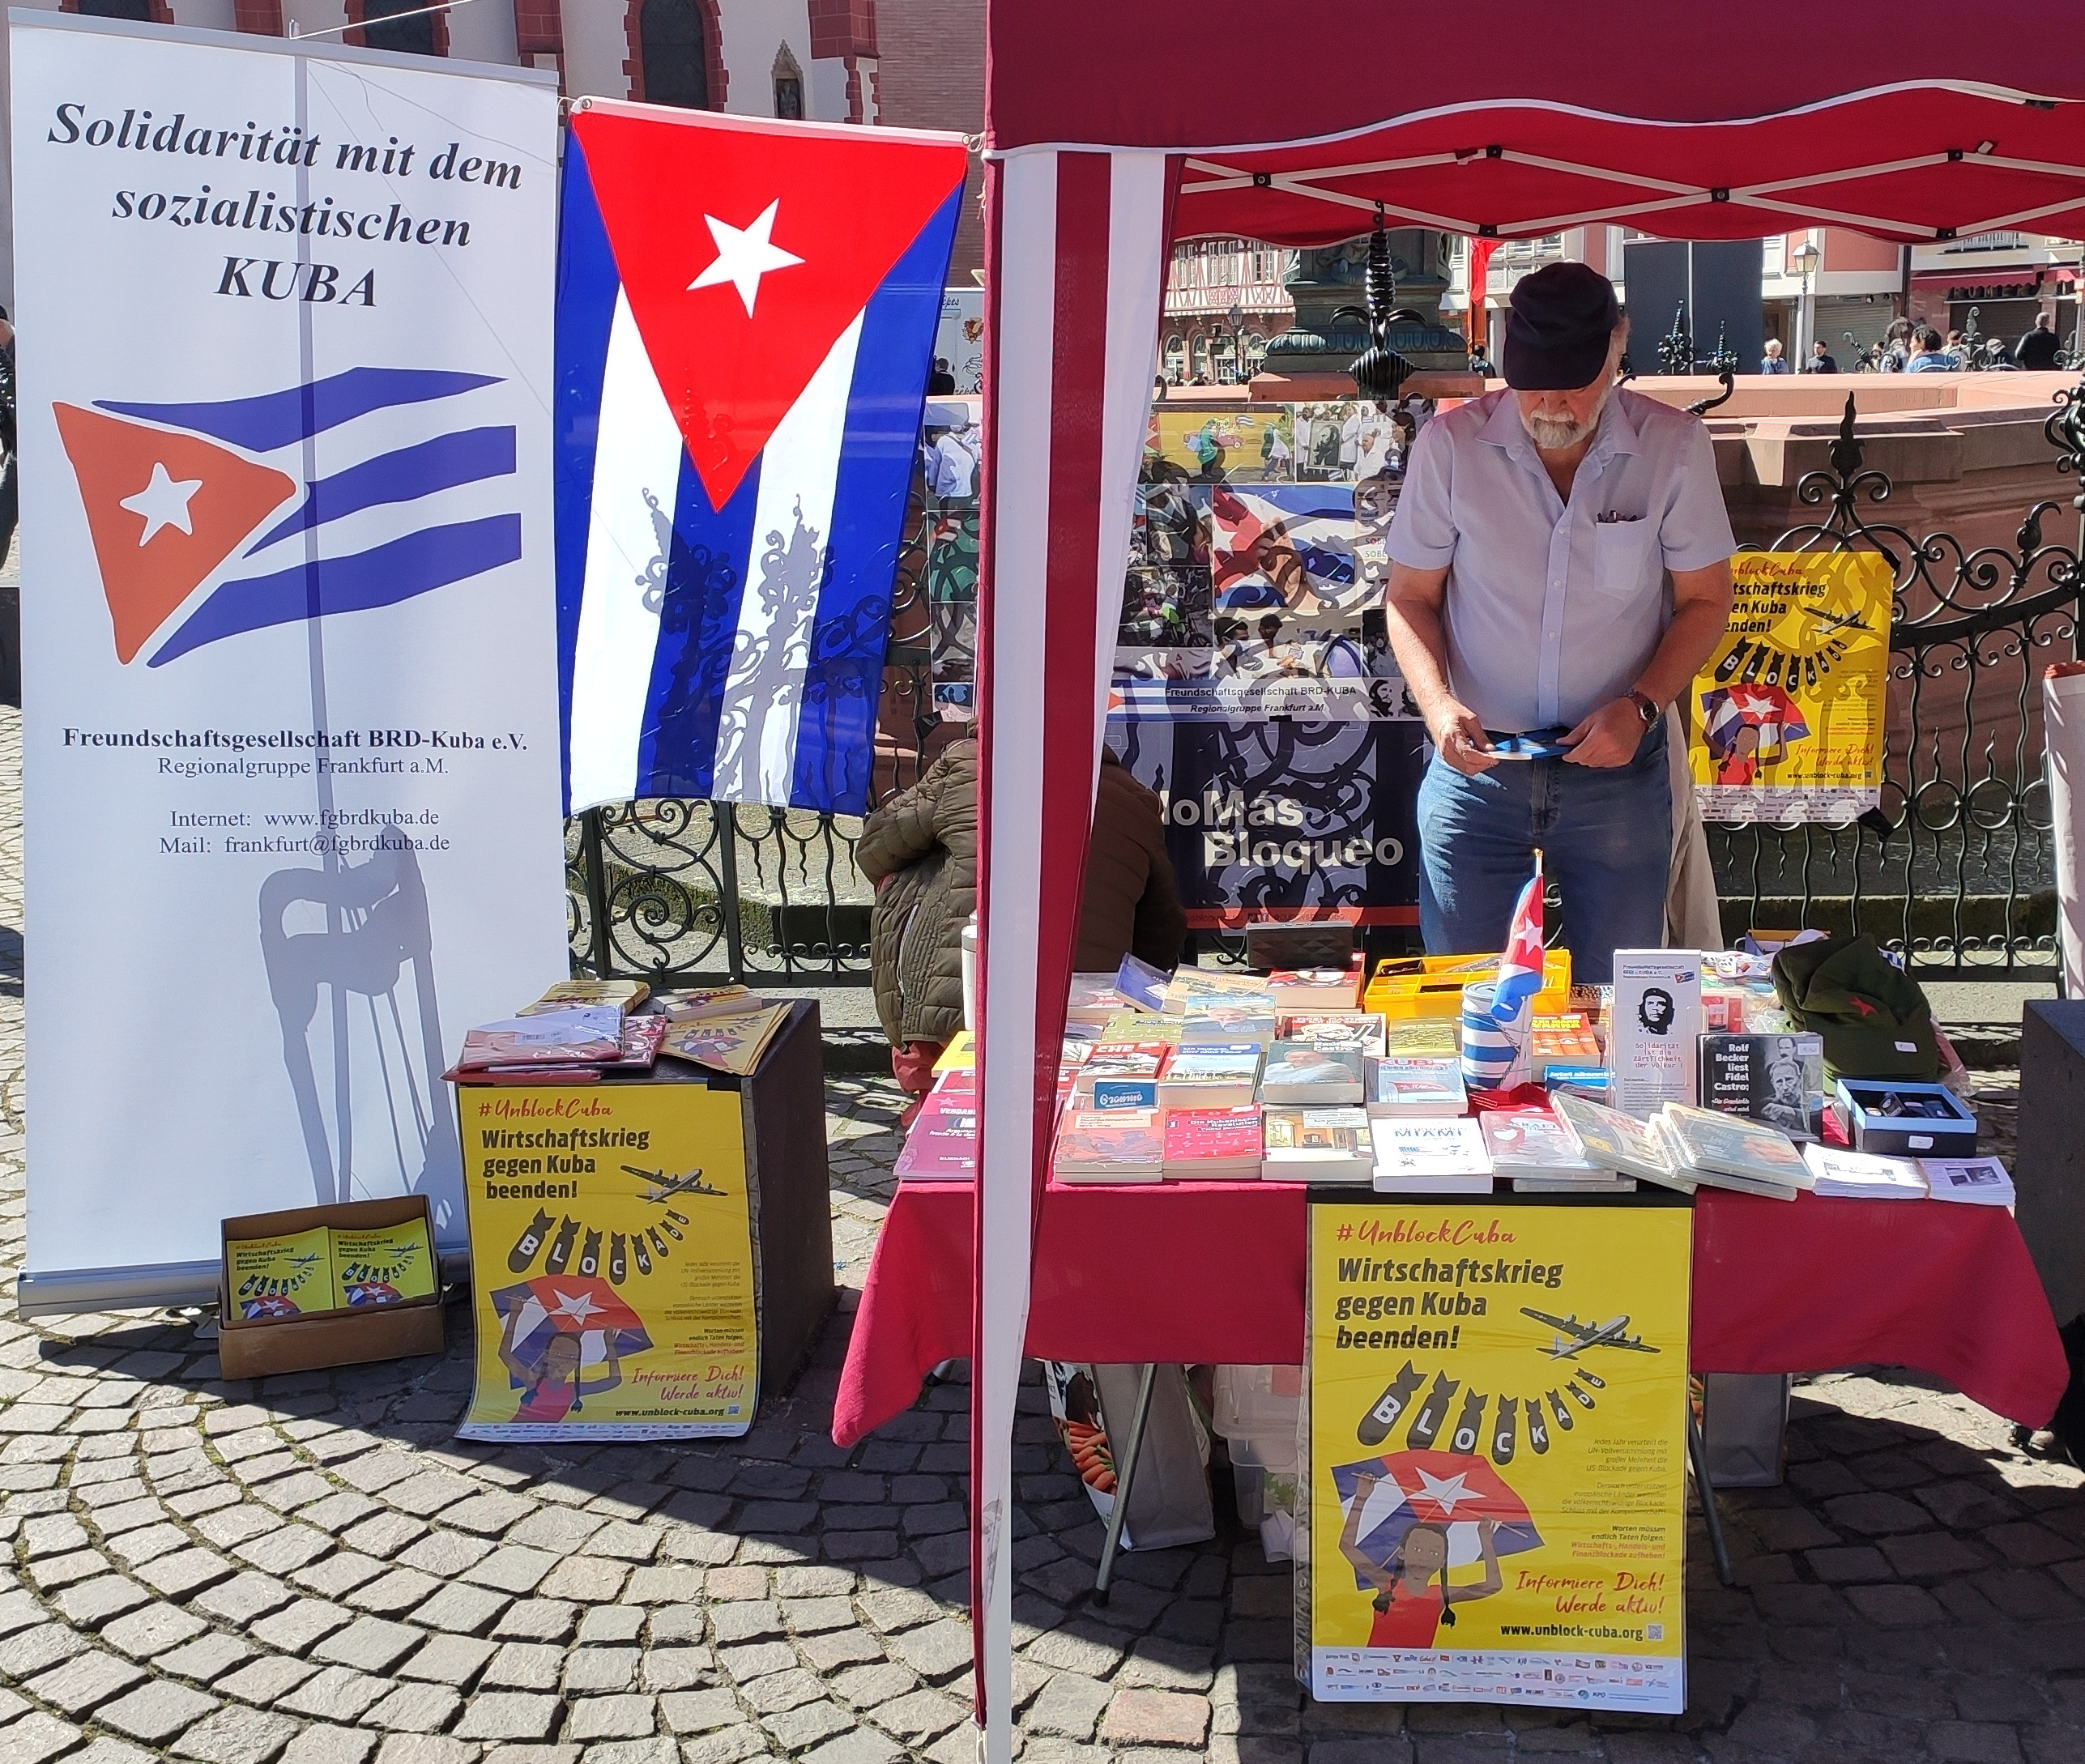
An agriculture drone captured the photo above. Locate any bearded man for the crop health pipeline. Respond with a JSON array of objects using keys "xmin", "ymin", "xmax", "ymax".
[{"xmin": 1380, "ymin": 262, "xmax": 1734, "ymax": 983}]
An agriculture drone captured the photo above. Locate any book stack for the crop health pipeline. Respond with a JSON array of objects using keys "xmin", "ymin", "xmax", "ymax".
[
  {"xmin": 1800, "ymin": 1144, "xmax": 1926, "ymax": 1199},
  {"xmin": 1072, "ymin": 1042, "xmax": 1172, "ymax": 1103},
  {"xmin": 1262, "ymin": 1107, "xmax": 1375, "ymax": 1182},
  {"xmin": 894, "ymin": 1080, "xmax": 978, "ymax": 1182},
  {"xmin": 1384, "ymin": 1017, "xmax": 1461, "ymax": 1058},
  {"xmin": 653, "ymin": 984, "xmax": 753, "ymax": 1021},
  {"xmin": 1652, "ymin": 1102, "xmax": 1809, "ymax": 1200},
  {"xmin": 1480, "ymin": 1110, "xmax": 1634, "ymax": 1193},
  {"xmin": 1364, "ymin": 1056, "xmax": 1466, "ymax": 1119},
  {"xmin": 1053, "ymin": 1109, "xmax": 1166, "ymax": 1182},
  {"xmin": 1276, "ymin": 1012, "xmax": 1386, "ymax": 1056},
  {"xmin": 1259, "ymin": 1042, "xmax": 1365, "ymax": 1106},
  {"xmin": 1179, "ymin": 995, "xmax": 1278, "ymax": 1045},
  {"xmin": 1371, "ymin": 1117, "xmax": 1493, "ymax": 1195},
  {"xmin": 1068, "ymin": 974, "xmax": 1141, "ymax": 1028},
  {"xmin": 1530, "ymin": 1013, "xmax": 1602, "ymax": 1077},
  {"xmin": 1266, "ymin": 958, "xmax": 1367, "ymax": 1012},
  {"xmin": 1551, "ymin": 1091, "xmax": 1696, "ymax": 1194},
  {"xmin": 1158, "ymin": 1045, "xmax": 1264, "ymax": 1111},
  {"xmin": 1163, "ymin": 1107, "xmax": 1264, "ymax": 1179},
  {"xmin": 521, "ymin": 978, "xmax": 650, "ymax": 1016},
  {"xmin": 1113, "ymin": 953, "xmax": 1172, "ymax": 1014}
]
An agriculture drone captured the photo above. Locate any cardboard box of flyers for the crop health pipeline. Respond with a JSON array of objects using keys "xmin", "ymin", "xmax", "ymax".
[{"xmin": 218, "ymin": 1195, "xmax": 446, "ymax": 1380}]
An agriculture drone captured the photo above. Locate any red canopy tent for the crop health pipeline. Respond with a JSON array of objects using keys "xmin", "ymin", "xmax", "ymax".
[{"xmin": 965, "ymin": 7, "xmax": 2085, "ymax": 1753}]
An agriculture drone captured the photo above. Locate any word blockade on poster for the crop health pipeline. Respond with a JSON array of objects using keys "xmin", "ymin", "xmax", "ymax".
[
  {"xmin": 1687, "ymin": 552, "xmax": 1892, "ymax": 824},
  {"xmin": 458, "ymin": 1084, "xmax": 757, "ymax": 1441},
  {"xmin": 1307, "ymin": 1204, "xmax": 1691, "ymax": 1713},
  {"xmin": 13, "ymin": 15, "xmax": 565, "ymax": 1314}
]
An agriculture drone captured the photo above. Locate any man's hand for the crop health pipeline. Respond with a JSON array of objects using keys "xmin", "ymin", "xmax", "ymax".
[
  {"xmin": 1561, "ymin": 699, "xmax": 1647, "ymax": 768},
  {"xmin": 1427, "ymin": 700, "xmax": 1498, "ymax": 775}
]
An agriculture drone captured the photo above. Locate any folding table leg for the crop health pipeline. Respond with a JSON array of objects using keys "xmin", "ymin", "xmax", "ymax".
[
  {"xmin": 1686, "ymin": 1409, "xmax": 1735, "ymax": 1587},
  {"xmin": 1092, "ymin": 1362, "xmax": 1158, "ymax": 1608}
]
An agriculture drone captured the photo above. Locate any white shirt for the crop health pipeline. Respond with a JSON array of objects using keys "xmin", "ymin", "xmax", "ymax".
[{"xmin": 1384, "ymin": 388, "xmax": 1734, "ymax": 732}]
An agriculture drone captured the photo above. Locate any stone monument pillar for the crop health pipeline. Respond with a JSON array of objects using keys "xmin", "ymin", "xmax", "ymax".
[{"xmin": 1260, "ymin": 225, "xmax": 1469, "ymax": 381}]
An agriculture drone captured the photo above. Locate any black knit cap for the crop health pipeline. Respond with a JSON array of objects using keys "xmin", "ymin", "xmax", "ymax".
[{"xmin": 1503, "ymin": 262, "xmax": 1622, "ymax": 391}]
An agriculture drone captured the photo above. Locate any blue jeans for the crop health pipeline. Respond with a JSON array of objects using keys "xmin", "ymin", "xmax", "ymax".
[{"xmin": 1415, "ymin": 720, "xmax": 1670, "ymax": 986}]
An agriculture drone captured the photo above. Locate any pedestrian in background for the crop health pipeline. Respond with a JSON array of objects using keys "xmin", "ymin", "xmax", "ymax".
[
  {"xmin": 1907, "ymin": 326, "xmax": 1955, "ymax": 371},
  {"xmin": 2016, "ymin": 312, "xmax": 2064, "ymax": 370},
  {"xmin": 1760, "ymin": 339, "xmax": 1791, "ymax": 373},
  {"xmin": 1878, "ymin": 317, "xmax": 1914, "ymax": 371},
  {"xmin": 1805, "ymin": 339, "xmax": 1840, "ymax": 373}
]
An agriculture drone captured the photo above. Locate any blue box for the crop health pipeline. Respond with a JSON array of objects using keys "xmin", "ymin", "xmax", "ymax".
[{"xmin": 1835, "ymin": 1080, "xmax": 1977, "ymax": 1159}]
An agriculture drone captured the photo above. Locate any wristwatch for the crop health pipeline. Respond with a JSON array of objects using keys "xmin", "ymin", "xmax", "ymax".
[{"xmin": 1627, "ymin": 689, "xmax": 1661, "ymax": 727}]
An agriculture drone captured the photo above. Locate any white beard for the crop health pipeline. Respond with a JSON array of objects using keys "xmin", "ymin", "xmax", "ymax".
[{"xmin": 1520, "ymin": 380, "xmax": 1613, "ymax": 452}]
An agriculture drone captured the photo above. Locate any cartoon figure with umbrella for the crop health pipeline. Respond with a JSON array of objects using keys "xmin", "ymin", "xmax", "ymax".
[
  {"xmin": 492, "ymin": 1273, "xmax": 651, "ymax": 1425},
  {"xmin": 1699, "ymin": 683, "xmax": 1810, "ymax": 786},
  {"xmin": 1332, "ymin": 1450, "xmax": 1540, "ymax": 1647}
]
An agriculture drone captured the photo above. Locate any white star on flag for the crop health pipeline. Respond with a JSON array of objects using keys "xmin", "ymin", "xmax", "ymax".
[
  {"xmin": 1414, "ymin": 1467, "xmax": 1476, "ymax": 1515},
  {"xmin": 688, "ymin": 199, "xmax": 804, "ymax": 315},
  {"xmin": 551, "ymin": 1290, "xmax": 604, "ymax": 1324},
  {"xmin": 120, "ymin": 461, "xmax": 204, "ymax": 546}
]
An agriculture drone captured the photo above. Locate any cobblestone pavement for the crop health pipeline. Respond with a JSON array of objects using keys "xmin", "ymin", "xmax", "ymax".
[{"xmin": 1, "ymin": 705, "xmax": 2084, "ymax": 1763}]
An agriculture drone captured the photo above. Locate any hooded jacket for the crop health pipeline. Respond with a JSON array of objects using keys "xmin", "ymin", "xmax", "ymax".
[{"xmin": 857, "ymin": 739, "xmax": 1187, "ymax": 1046}]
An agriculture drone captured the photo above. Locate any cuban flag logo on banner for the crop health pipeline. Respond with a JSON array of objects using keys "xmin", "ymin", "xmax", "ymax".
[
  {"xmin": 53, "ymin": 367, "xmax": 519, "ymax": 668},
  {"xmin": 556, "ymin": 103, "xmax": 967, "ymax": 817}
]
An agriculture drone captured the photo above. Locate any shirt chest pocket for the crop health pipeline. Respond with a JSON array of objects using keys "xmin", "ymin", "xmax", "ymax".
[{"xmin": 1588, "ymin": 517, "xmax": 1660, "ymax": 602}]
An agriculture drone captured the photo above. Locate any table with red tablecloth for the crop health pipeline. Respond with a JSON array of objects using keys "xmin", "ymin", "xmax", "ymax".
[{"xmin": 834, "ymin": 1180, "xmax": 2070, "ymax": 1446}]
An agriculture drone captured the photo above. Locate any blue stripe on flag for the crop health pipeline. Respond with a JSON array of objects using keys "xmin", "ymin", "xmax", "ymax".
[
  {"xmin": 787, "ymin": 184, "xmax": 963, "ymax": 814},
  {"xmin": 248, "ymin": 427, "xmax": 516, "ymax": 552},
  {"xmin": 99, "ymin": 366, "xmax": 499, "ymax": 452},
  {"xmin": 631, "ymin": 453, "xmax": 762, "ymax": 799},
  {"xmin": 147, "ymin": 516, "xmax": 522, "ymax": 666},
  {"xmin": 554, "ymin": 134, "xmax": 624, "ymax": 816}
]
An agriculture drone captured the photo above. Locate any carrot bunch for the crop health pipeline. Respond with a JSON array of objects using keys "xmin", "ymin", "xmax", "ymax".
[{"xmin": 1063, "ymin": 1421, "xmax": 1116, "ymax": 1493}]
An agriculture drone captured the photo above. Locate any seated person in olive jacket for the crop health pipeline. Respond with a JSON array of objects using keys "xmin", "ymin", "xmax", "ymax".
[{"xmin": 859, "ymin": 738, "xmax": 1187, "ymax": 1104}]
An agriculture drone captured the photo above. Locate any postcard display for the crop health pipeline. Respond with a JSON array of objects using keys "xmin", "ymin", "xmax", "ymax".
[{"xmin": 1305, "ymin": 1201, "xmax": 1693, "ymax": 1713}]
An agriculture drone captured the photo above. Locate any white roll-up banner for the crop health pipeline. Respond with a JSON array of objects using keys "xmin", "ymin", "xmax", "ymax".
[
  {"xmin": 2049, "ymin": 662, "xmax": 2085, "ymax": 999},
  {"xmin": 11, "ymin": 14, "xmax": 565, "ymax": 1314}
]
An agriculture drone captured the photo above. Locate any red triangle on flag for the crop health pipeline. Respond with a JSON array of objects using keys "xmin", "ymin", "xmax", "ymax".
[
  {"xmin": 573, "ymin": 108, "xmax": 967, "ymax": 513},
  {"xmin": 53, "ymin": 404, "xmax": 296, "ymax": 664}
]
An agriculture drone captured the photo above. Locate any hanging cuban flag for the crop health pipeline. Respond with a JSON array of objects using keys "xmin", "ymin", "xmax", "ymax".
[{"xmin": 556, "ymin": 101, "xmax": 968, "ymax": 817}]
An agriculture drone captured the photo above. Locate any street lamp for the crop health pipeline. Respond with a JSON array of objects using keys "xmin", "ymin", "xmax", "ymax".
[
  {"xmin": 1226, "ymin": 301, "xmax": 1247, "ymax": 387},
  {"xmin": 1792, "ymin": 238, "xmax": 1821, "ymax": 369}
]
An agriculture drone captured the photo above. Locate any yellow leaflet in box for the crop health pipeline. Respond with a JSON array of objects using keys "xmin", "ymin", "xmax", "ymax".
[
  {"xmin": 1365, "ymin": 950, "xmax": 1572, "ymax": 1020},
  {"xmin": 1307, "ymin": 1203, "xmax": 1691, "ymax": 1713},
  {"xmin": 934, "ymin": 1032, "xmax": 975, "ymax": 1073},
  {"xmin": 331, "ymin": 1219, "xmax": 437, "ymax": 1310},
  {"xmin": 226, "ymin": 1228, "xmax": 335, "ymax": 1321}
]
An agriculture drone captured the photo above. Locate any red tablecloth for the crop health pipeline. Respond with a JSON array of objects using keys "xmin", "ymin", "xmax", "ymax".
[{"xmin": 834, "ymin": 1182, "xmax": 2069, "ymax": 1445}]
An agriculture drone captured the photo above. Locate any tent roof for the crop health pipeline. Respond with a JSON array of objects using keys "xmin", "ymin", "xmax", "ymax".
[{"xmin": 987, "ymin": 4, "xmax": 2085, "ymax": 245}]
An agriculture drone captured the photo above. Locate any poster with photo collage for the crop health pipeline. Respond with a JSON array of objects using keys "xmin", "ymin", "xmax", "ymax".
[
  {"xmin": 1115, "ymin": 400, "xmax": 1434, "ymax": 723},
  {"xmin": 919, "ymin": 398, "xmax": 982, "ymax": 722}
]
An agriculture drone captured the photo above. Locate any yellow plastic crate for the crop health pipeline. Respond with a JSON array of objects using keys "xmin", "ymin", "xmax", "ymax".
[{"xmin": 1363, "ymin": 949, "xmax": 1574, "ymax": 1020}]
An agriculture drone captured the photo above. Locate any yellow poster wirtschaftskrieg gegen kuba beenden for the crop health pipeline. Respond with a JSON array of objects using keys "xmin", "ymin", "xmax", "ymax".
[{"xmin": 1308, "ymin": 1203, "xmax": 1691, "ymax": 1713}]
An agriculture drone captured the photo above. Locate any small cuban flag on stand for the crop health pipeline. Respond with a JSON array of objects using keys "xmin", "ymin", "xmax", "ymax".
[
  {"xmin": 556, "ymin": 101, "xmax": 968, "ymax": 817},
  {"xmin": 1460, "ymin": 854, "xmax": 1545, "ymax": 1090}
]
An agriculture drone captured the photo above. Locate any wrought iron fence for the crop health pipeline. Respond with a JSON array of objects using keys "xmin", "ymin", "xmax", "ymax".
[
  {"xmin": 567, "ymin": 386, "xmax": 2085, "ymax": 986},
  {"xmin": 1705, "ymin": 387, "xmax": 2083, "ymax": 972}
]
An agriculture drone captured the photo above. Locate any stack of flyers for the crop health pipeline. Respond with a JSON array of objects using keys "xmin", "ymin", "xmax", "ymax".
[
  {"xmin": 1801, "ymin": 1144, "xmax": 1927, "ymax": 1199},
  {"xmin": 1921, "ymin": 1157, "xmax": 2015, "ymax": 1206}
]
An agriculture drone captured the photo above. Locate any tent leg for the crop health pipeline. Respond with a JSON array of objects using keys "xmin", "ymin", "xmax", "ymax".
[
  {"xmin": 1687, "ymin": 1409, "xmax": 1735, "ymax": 1587},
  {"xmin": 1093, "ymin": 1362, "xmax": 1158, "ymax": 1607}
]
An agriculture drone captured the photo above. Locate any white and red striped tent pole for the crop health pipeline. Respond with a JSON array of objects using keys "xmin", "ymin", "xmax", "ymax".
[{"xmin": 969, "ymin": 147, "xmax": 1174, "ymax": 1762}]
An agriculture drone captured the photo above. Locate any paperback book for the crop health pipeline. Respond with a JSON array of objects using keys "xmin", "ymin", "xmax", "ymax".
[
  {"xmin": 1114, "ymin": 953, "xmax": 1172, "ymax": 1015},
  {"xmin": 1552, "ymin": 1090, "xmax": 1695, "ymax": 1193},
  {"xmin": 1363, "ymin": 1056, "xmax": 1467, "ymax": 1118},
  {"xmin": 519, "ymin": 978, "xmax": 649, "ymax": 1016},
  {"xmin": 1275, "ymin": 1011, "xmax": 1387, "ymax": 1055},
  {"xmin": 1179, "ymin": 997, "xmax": 1278, "ymax": 1044},
  {"xmin": 1258, "ymin": 1042, "xmax": 1366, "ymax": 1105},
  {"xmin": 1657, "ymin": 1102, "xmax": 1808, "ymax": 1199},
  {"xmin": 895, "ymin": 1089, "xmax": 978, "ymax": 1181},
  {"xmin": 1262, "ymin": 1106, "xmax": 1375, "ymax": 1182},
  {"xmin": 654, "ymin": 984, "xmax": 757, "ymax": 1021},
  {"xmin": 1265, "ymin": 958, "xmax": 1366, "ymax": 1011},
  {"xmin": 1478, "ymin": 1111, "xmax": 1610, "ymax": 1179},
  {"xmin": 1609, "ymin": 949, "xmax": 1703, "ymax": 1115},
  {"xmin": 1699, "ymin": 1031, "xmax": 1827, "ymax": 1139},
  {"xmin": 1072, "ymin": 1043, "xmax": 1172, "ymax": 1100},
  {"xmin": 1162, "ymin": 1106, "xmax": 1264, "ymax": 1178},
  {"xmin": 1054, "ymin": 1110, "xmax": 1166, "ymax": 1182},
  {"xmin": 1157, "ymin": 1045, "xmax": 1264, "ymax": 1110},
  {"xmin": 1160, "ymin": 967, "xmax": 1273, "ymax": 1015},
  {"xmin": 1068, "ymin": 974, "xmax": 1140, "ymax": 1027},
  {"xmin": 1371, "ymin": 1117, "xmax": 1494, "ymax": 1194},
  {"xmin": 1103, "ymin": 1012, "xmax": 1184, "ymax": 1045},
  {"xmin": 1384, "ymin": 1017, "xmax": 1461, "ymax": 1058}
]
